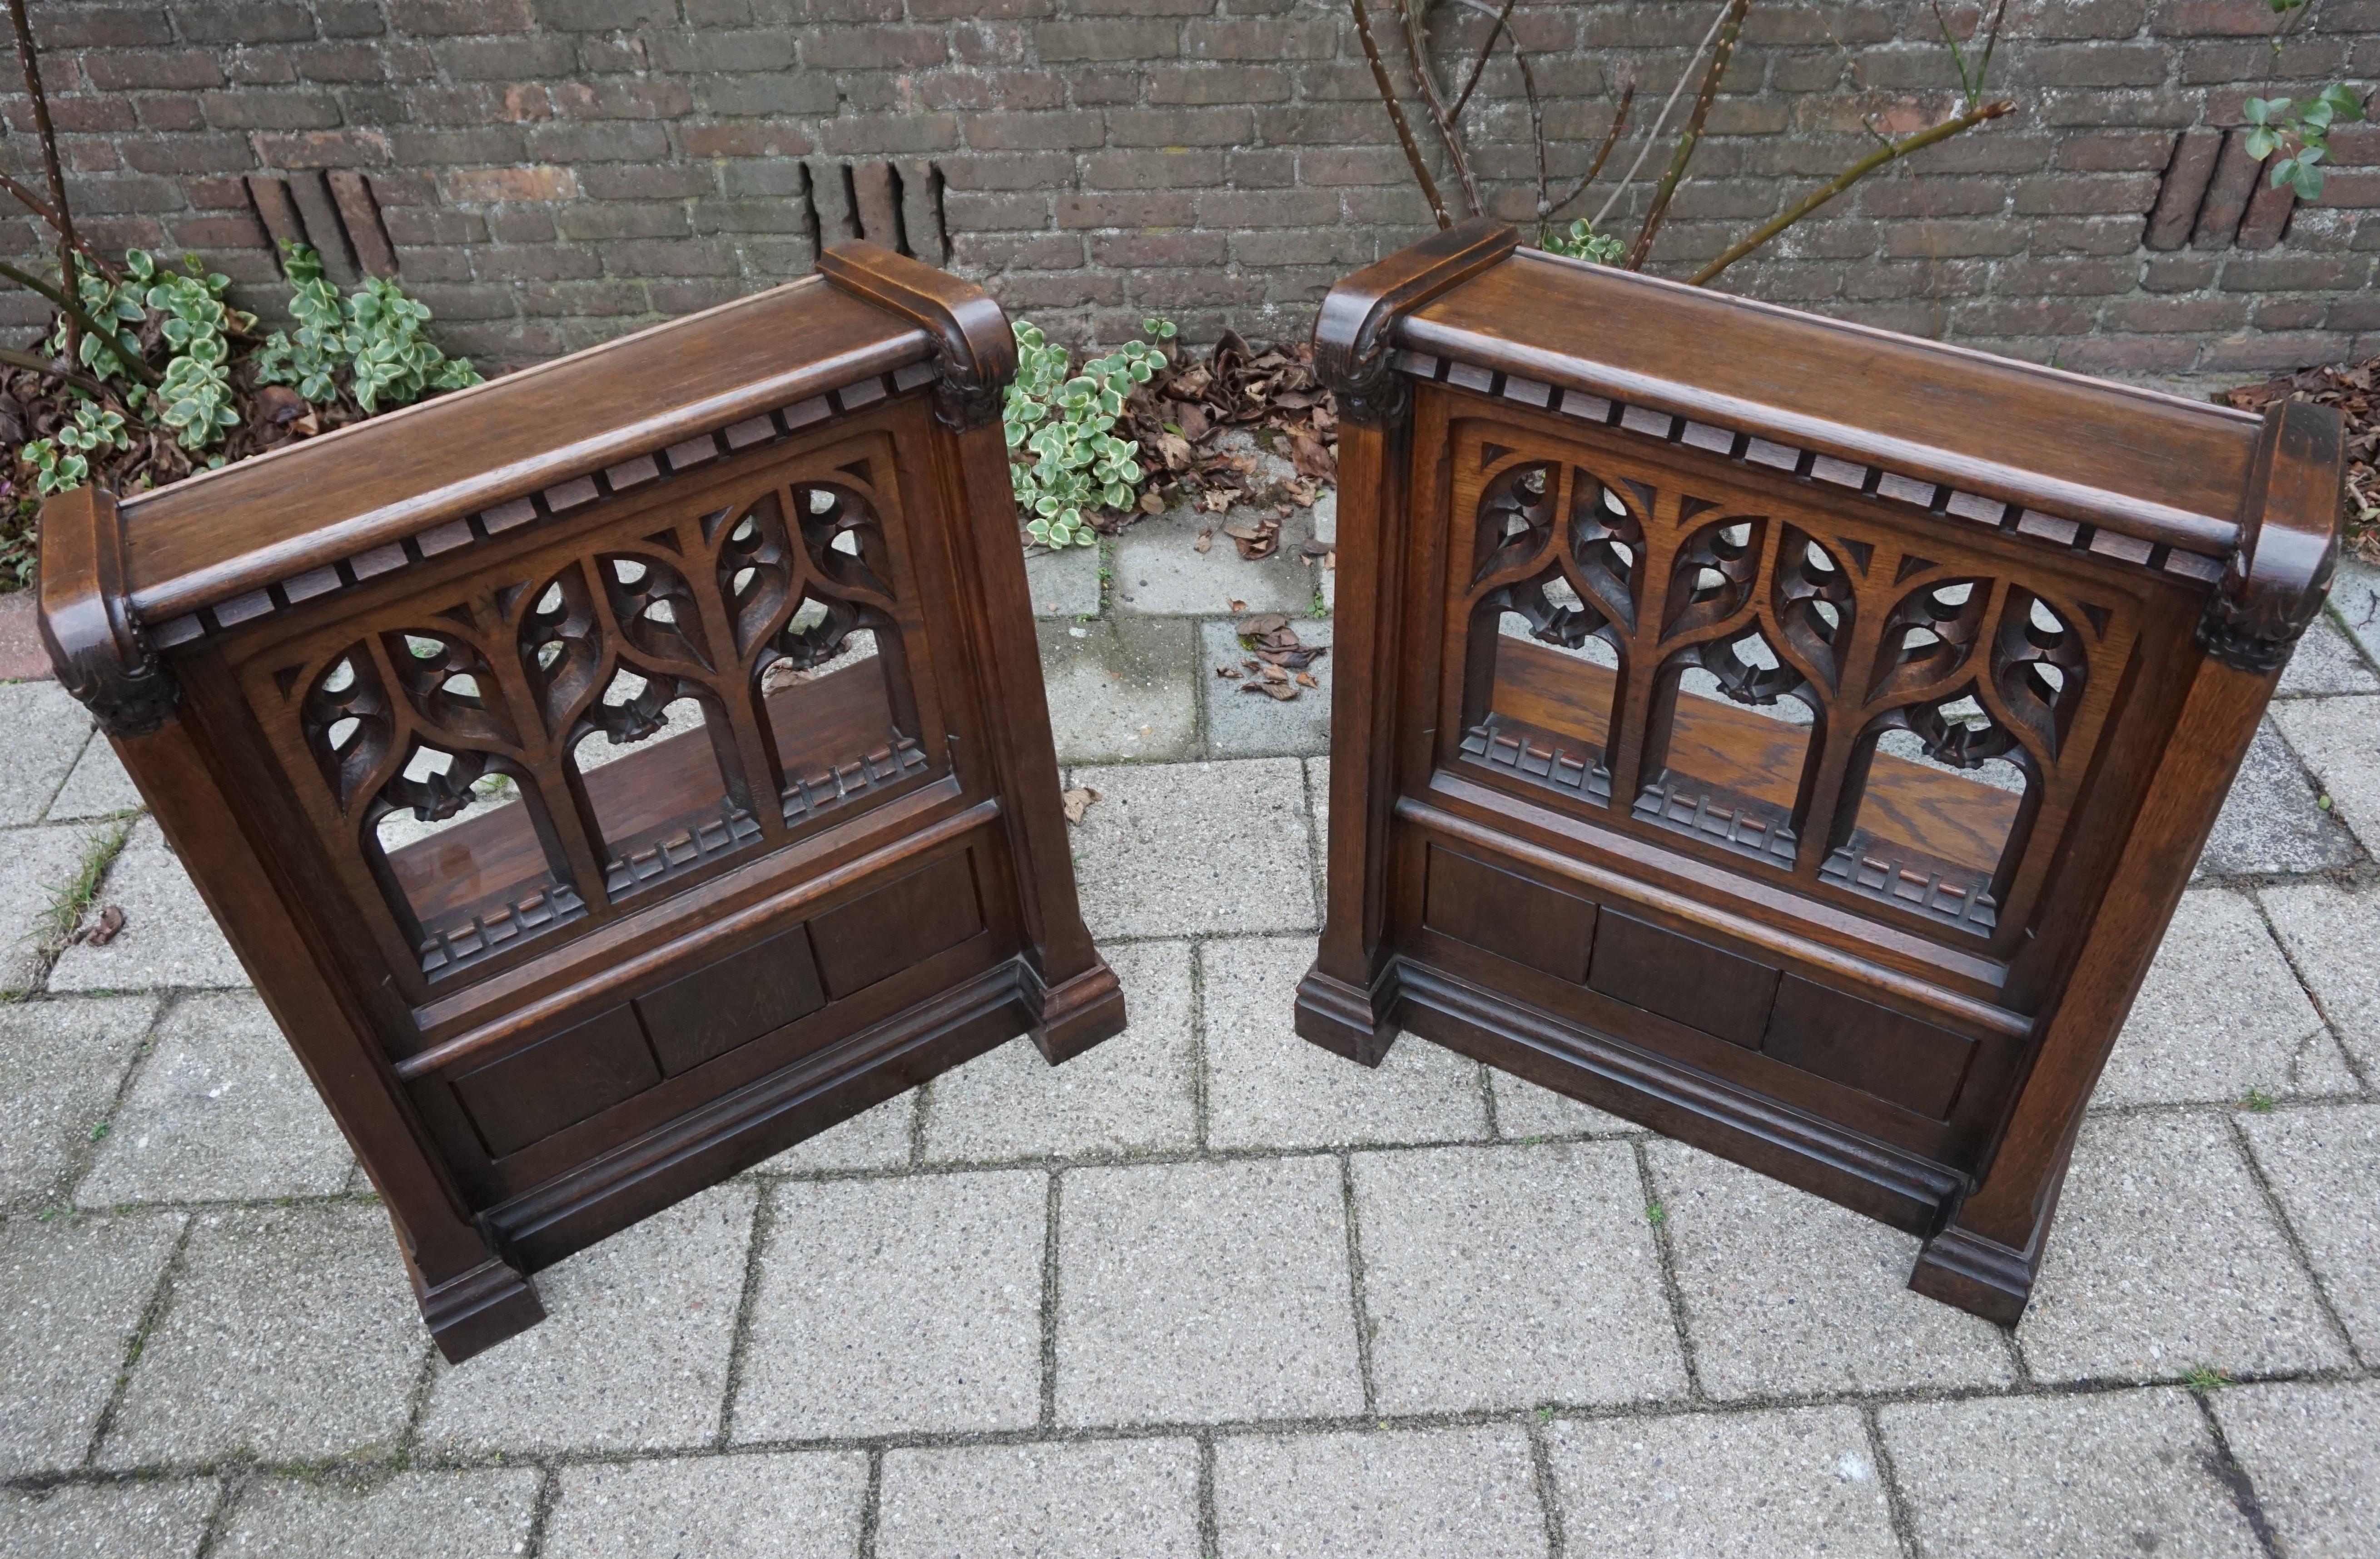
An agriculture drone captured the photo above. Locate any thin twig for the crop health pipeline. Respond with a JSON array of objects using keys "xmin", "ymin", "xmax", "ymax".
[
  {"xmin": 1627, "ymin": 0, "xmax": 1752, "ymax": 270},
  {"xmin": 1351, "ymin": 0, "xmax": 1451, "ymax": 229},
  {"xmin": 1687, "ymin": 101, "xmax": 2012, "ymax": 286},
  {"xmin": 1592, "ymin": 1, "xmax": 1731, "ymax": 229},
  {"xmin": 0, "ymin": 170, "xmax": 118, "ymax": 279},
  {"xmin": 1547, "ymin": 83, "xmax": 1635, "ymax": 222},
  {"xmin": 7, "ymin": 0, "xmax": 80, "ymax": 364},
  {"xmin": 1399, "ymin": 0, "xmax": 1483, "ymax": 217},
  {"xmin": 0, "ymin": 260, "xmax": 157, "ymax": 385},
  {"xmin": 0, "ymin": 346, "xmax": 110, "ymax": 397},
  {"xmin": 1449, "ymin": 0, "xmax": 1520, "ymax": 123}
]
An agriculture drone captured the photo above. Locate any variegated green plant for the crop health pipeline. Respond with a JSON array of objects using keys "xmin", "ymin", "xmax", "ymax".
[
  {"xmin": 22, "ymin": 401, "xmax": 131, "ymax": 495},
  {"xmin": 1003, "ymin": 316, "xmax": 1177, "ymax": 549},
  {"xmin": 254, "ymin": 242, "xmax": 480, "ymax": 415}
]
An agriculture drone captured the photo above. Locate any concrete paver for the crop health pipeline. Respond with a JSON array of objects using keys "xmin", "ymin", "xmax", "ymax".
[
  {"xmin": 1648, "ymin": 1141, "xmax": 2016, "ymax": 1398},
  {"xmin": 417, "ymin": 1182, "xmax": 755, "ymax": 1454},
  {"xmin": 1215, "ymin": 1425, "xmax": 1547, "ymax": 1559},
  {"xmin": 2237, "ymin": 1103, "xmax": 2380, "ymax": 1357},
  {"xmin": 1113, "ymin": 503, "xmax": 1316, "ymax": 617},
  {"xmin": 1201, "ymin": 617, "xmax": 1334, "ymax": 757},
  {"xmin": 0, "ymin": 994, "xmax": 156, "ymax": 1205},
  {"xmin": 1057, "ymin": 1155, "xmax": 1361, "ymax": 1425},
  {"xmin": 48, "ymin": 820, "xmax": 247, "ymax": 994},
  {"xmin": 735, "ymin": 1170, "xmax": 1045, "ymax": 1439},
  {"xmin": 2261, "ymin": 880, "xmax": 2380, "ymax": 1075},
  {"xmin": 0, "ymin": 1478, "xmax": 218, "ymax": 1559},
  {"xmin": 1549, "ymin": 1406, "xmax": 1900, "ymax": 1558},
  {"xmin": 0, "ymin": 681, "xmax": 91, "ymax": 827},
  {"xmin": 751, "ymin": 1090, "xmax": 916, "ymax": 1174},
  {"xmin": 0, "ymin": 1212, "xmax": 183, "ymax": 1477},
  {"xmin": 2018, "ymin": 1114, "xmax": 2350, "ymax": 1383},
  {"xmin": 1069, "ymin": 758, "xmax": 1316, "ymax": 937},
  {"xmin": 1352, "ymin": 1142, "xmax": 1686, "ymax": 1412},
  {"xmin": 2278, "ymin": 614, "xmax": 2380, "ymax": 697},
  {"xmin": 1026, "ymin": 542, "xmax": 1103, "ymax": 619},
  {"xmin": 76, "ymin": 992, "xmax": 353, "ymax": 1208},
  {"xmin": 42, "ymin": 735, "xmax": 144, "ymax": 822},
  {"xmin": 1880, "ymin": 1390, "xmax": 2263, "ymax": 1559},
  {"xmin": 542, "ymin": 1452, "xmax": 868, "ymax": 1559},
  {"xmin": 2269, "ymin": 695, "xmax": 2380, "ymax": 855},
  {"xmin": 2209, "ymin": 1380, "xmax": 2380, "ymax": 1559},
  {"xmin": 1038, "ymin": 616, "xmax": 1199, "ymax": 764},
  {"xmin": 2194, "ymin": 720, "xmax": 2361, "ymax": 878},
  {"xmin": 213, "ymin": 1469, "xmax": 541, "ymax": 1559},
  {"xmin": 0, "ymin": 821, "xmax": 109, "ymax": 995},
  {"xmin": 879, "ymin": 1439, "xmax": 1200, "ymax": 1559}
]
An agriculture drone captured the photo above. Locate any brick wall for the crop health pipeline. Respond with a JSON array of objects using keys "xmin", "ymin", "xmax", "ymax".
[{"xmin": 2, "ymin": 0, "xmax": 2374, "ymax": 374}]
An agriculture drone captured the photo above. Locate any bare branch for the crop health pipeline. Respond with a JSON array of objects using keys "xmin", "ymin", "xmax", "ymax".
[
  {"xmin": 7, "ymin": 0, "xmax": 82, "ymax": 363},
  {"xmin": 0, "ymin": 170, "xmax": 119, "ymax": 279},
  {"xmin": 1591, "ymin": 2, "xmax": 1732, "ymax": 229},
  {"xmin": 1688, "ymin": 101, "xmax": 2012, "ymax": 286},
  {"xmin": 1398, "ymin": 0, "xmax": 1483, "ymax": 217},
  {"xmin": 1350, "ymin": 0, "xmax": 1451, "ymax": 229},
  {"xmin": 1626, "ymin": 0, "xmax": 1752, "ymax": 271},
  {"xmin": 1449, "ymin": 0, "xmax": 1520, "ymax": 124},
  {"xmin": 1546, "ymin": 84, "xmax": 1635, "ymax": 221},
  {"xmin": 0, "ymin": 346, "xmax": 112, "ymax": 398}
]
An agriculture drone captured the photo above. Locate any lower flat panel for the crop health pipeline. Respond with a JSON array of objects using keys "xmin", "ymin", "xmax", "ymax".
[
  {"xmin": 810, "ymin": 851, "xmax": 984, "ymax": 999},
  {"xmin": 452, "ymin": 1004, "xmax": 662, "ymax": 1159},
  {"xmin": 1587, "ymin": 910, "xmax": 1781, "ymax": 1050},
  {"xmin": 634, "ymin": 921, "xmax": 827, "ymax": 1076},
  {"xmin": 1422, "ymin": 844, "xmax": 1597, "ymax": 983},
  {"xmin": 1762, "ymin": 975, "xmax": 1979, "ymax": 1121}
]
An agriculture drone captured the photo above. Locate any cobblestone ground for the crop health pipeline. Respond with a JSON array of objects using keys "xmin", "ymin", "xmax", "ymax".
[{"xmin": 2, "ymin": 501, "xmax": 2377, "ymax": 1556}]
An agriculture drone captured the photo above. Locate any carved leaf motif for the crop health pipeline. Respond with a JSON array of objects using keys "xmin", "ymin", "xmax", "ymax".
[
  {"xmin": 1992, "ymin": 588, "xmax": 2088, "ymax": 757},
  {"xmin": 382, "ymin": 629, "xmax": 516, "ymax": 748},
  {"xmin": 1771, "ymin": 528, "xmax": 1853, "ymax": 693},
  {"xmin": 601, "ymin": 553, "xmax": 712, "ymax": 671},
  {"xmin": 516, "ymin": 564, "xmax": 604, "ymax": 733},
  {"xmin": 1662, "ymin": 516, "xmax": 1764, "ymax": 641},
  {"xmin": 301, "ymin": 646, "xmax": 394, "ymax": 812},
  {"xmin": 1866, "ymin": 577, "xmax": 1989, "ymax": 705}
]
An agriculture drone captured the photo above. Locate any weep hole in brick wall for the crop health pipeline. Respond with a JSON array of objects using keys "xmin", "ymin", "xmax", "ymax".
[
  {"xmin": 2146, "ymin": 127, "xmax": 2299, "ymax": 252},
  {"xmin": 247, "ymin": 169, "xmax": 397, "ymax": 282}
]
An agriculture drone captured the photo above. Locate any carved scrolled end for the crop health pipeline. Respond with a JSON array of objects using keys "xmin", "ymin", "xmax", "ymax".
[
  {"xmin": 1312, "ymin": 217, "xmax": 1517, "ymax": 428},
  {"xmin": 35, "ymin": 485, "xmax": 184, "ymax": 740},
  {"xmin": 815, "ymin": 240, "xmax": 1018, "ymax": 434},
  {"xmin": 2195, "ymin": 399, "xmax": 2345, "ymax": 677}
]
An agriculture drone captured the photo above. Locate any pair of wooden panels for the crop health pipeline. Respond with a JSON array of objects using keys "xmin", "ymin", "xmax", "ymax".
[{"xmin": 41, "ymin": 230, "xmax": 2340, "ymax": 1357}]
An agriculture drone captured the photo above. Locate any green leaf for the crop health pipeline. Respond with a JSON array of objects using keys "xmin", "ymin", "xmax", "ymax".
[
  {"xmin": 2245, "ymin": 126, "xmax": 2280, "ymax": 159},
  {"xmin": 2320, "ymin": 83, "xmax": 2366, "ymax": 120},
  {"xmin": 2244, "ymin": 96, "xmax": 2284, "ymax": 125},
  {"xmin": 2288, "ymin": 158, "xmax": 2325, "ymax": 199}
]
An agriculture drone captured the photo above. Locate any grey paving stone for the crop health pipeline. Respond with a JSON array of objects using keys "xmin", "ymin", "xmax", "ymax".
[
  {"xmin": 1646, "ymin": 1141, "xmax": 2015, "ymax": 1398},
  {"xmin": 0, "ymin": 1478, "xmax": 218, "ymax": 1559},
  {"xmin": 216, "ymin": 1469, "xmax": 541, "ymax": 1559},
  {"xmin": 1489, "ymin": 1071, "xmax": 1642, "ymax": 1139},
  {"xmin": 0, "ymin": 1212, "xmax": 184, "ymax": 1477},
  {"xmin": 2261, "ymin": 880, "xmax": 2380, "ymax": 1075},
  {"xmin": 1215, "ymin": 1425, "xmax": 1547, "ymax": 1559},
  {"xmin": 925, "ymin": 939, "xmax": 1196, "ymax": 1162},
  {"xmin": 2269, "ymin": 695, "xmax": 2380, "ymax": 855},
  {"xmin": 1057, "ymin": 1155, "xmax": 1361, "ymax": 1425},
  {"xmin": 880, "ymin": 1439, "xmax": 1200, "ymax": 1559},
  {"xmin": 1311, "ymin": 488, "xmax": 1337, "ymax": 546},
  {"xmin": 2209, "ymin": 1380, "xmax": 2380, "ymax": 1559},
  {"xmin": 0, "ymin": 680, "xmax": 93, "ymax": 826},
  {"xmin": 43, "ymin": 734, "xmax": 145, "ymax": 822},
  {"xmin": 1038, "ymin": 616, "xmax": 1199, "ymax": 764},
  {"xmin": 1202, "ymin": 936, "xmax": 1486, "ymax": 1151},
  {"xmin": 2326, "ymin": 554, "xmax": 2380, "ymax": 667},
  {"xmin": 1880, "ymin": 1389, "xmax": 2263, "ymax": 1559},
  {"xmin": 0, "ymin": 821, "xmax": 108, "ymax": 995},
  {"xmin": 2238, "ymin": 1104, "xmax": 2380, "ymax": 1357},
  {"xmin": 2193, "ymin": 720, "xmax": 2361, "ymax": 879},
  {"xmin": 76, "ymin": 992, "xmax": 353, "ymax": 1208},
  {"xmin": 1306, "ymin": 755, "xmax": 1330, "ymax": 903},
  {"xmin": 1113, "ymin": 503, "xmax": 1317, "ymax": 617},
  {"xmin": 2097, "ymin": 888, "xmax": 2354, "ymax": 1106},
  {"xmin": 544, "ymin": 1452, "xmax": 869, "ymax": 1559},
  {"xmin": 49, "ymin": 820, "xmax": 247, "ymax": 993},
  {"xmin": 1202, "ymin": 617, "xmax": 1334, "ymax": 757},
  {"xmin": 1351, "ymin": 1142, "xmax": 1685, "ymax": 1412},
  {"xmin": 1069, "ymin": 758, "xmax": 1317, "ymax": 938},
  {"xmin": 751, "ymin": 1090, "xmax": 916, "ymax": 1174},
  {"xmin": 1026, "ymin": 540, "xmax": 1103, "ymax": 618},
  {"xmin": 418, "ymin": 1181, "xmax": 755, "ymax": 1454},
  {"xmin": 0, "ymin": 994, "xmax": 158, "ymax": 1205},
  {"xmin": 735, "ymin": 1169, "xmax": 1045, "ymax": 1439},
  {"xmin": 2017, "ymin": 1113, "xmax": 2350, "ymax": 1384},
  {"xmin": 101, "ymin": 1203, "xmax": 426, "ymax": 1468},
  {"xmin": 1550, "ymin": 1406, "xmax": 1899, "ymax": 1558},
  {"xmin": 2278, "ymin": 614, "xmax": 2380, "ymax": 697}
]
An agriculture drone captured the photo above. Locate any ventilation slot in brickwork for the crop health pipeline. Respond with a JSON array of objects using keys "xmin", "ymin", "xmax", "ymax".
[
  {"xmin": 246, "ymin": 170, "xmax": 398, "ymax": 282},
  {"xmin": 2145, "ymin": 127, "xmax": 2296, "ymax": 252},
  {"xmin": 804, "ymin": 160, "xmax": 947, "ymax": 267}
]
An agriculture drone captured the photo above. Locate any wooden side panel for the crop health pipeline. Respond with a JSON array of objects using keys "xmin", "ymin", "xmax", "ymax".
[
  {"xmin": 1588, "ymin": 911, "xmax": 1781, "ymax": 1051},
  {"xmin": 452, "ymin": 1004, "xmax": 662, "ymax": 1158},
  {"xmin": 1763, "ymin": 975, "xmax": 1977, "ymax": 1121},
  {"xmin": 634, "ymin": 921, "xmax": 826, "ymax": 1076},
  {"xmin": 810, "ymin": 851, "xmax": 985, "ymax": 999},
  {"xmin": 1422, "ymin": 845, "xmax": 1596, "ymax": 984}
]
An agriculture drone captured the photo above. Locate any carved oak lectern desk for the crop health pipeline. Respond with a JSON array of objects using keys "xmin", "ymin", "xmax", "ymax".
[
  {"xmin": 1299, "ymin": 220, "xmax": 2341, "ymax": 1324},
  {"xmin": 40, "ymin": 244, "xmax": 1124, "ymax": 1360}
]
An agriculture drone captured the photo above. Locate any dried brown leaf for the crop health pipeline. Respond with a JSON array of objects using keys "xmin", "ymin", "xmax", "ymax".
[{"xmin": 1061, "ymin": 786, "xmax": 1102, "ymax": 825}]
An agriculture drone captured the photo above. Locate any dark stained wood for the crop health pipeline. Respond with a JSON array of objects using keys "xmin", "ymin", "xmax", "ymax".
[
  {"xmin": 37, "ymin": 243, "xmax": 1124, "ymax": 1361},
  {"xmin": 633, "ymin": 921, "xmax": 825, "ymax": 1076},
  {"xmin": 453, "ymin": 1004, "xmax": 662, "ymax": 1159},
  {"xmin": 1422, "ymin": 845, "xmax": 1596, "ymax": 984},
  {"xmin": 1298, "ymin": 220, "xmax": 2343, "ymax": 1327},
  {"xmin": 1589, "ymin": 911, "xmax": 1781, "ymax": 1050}
]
